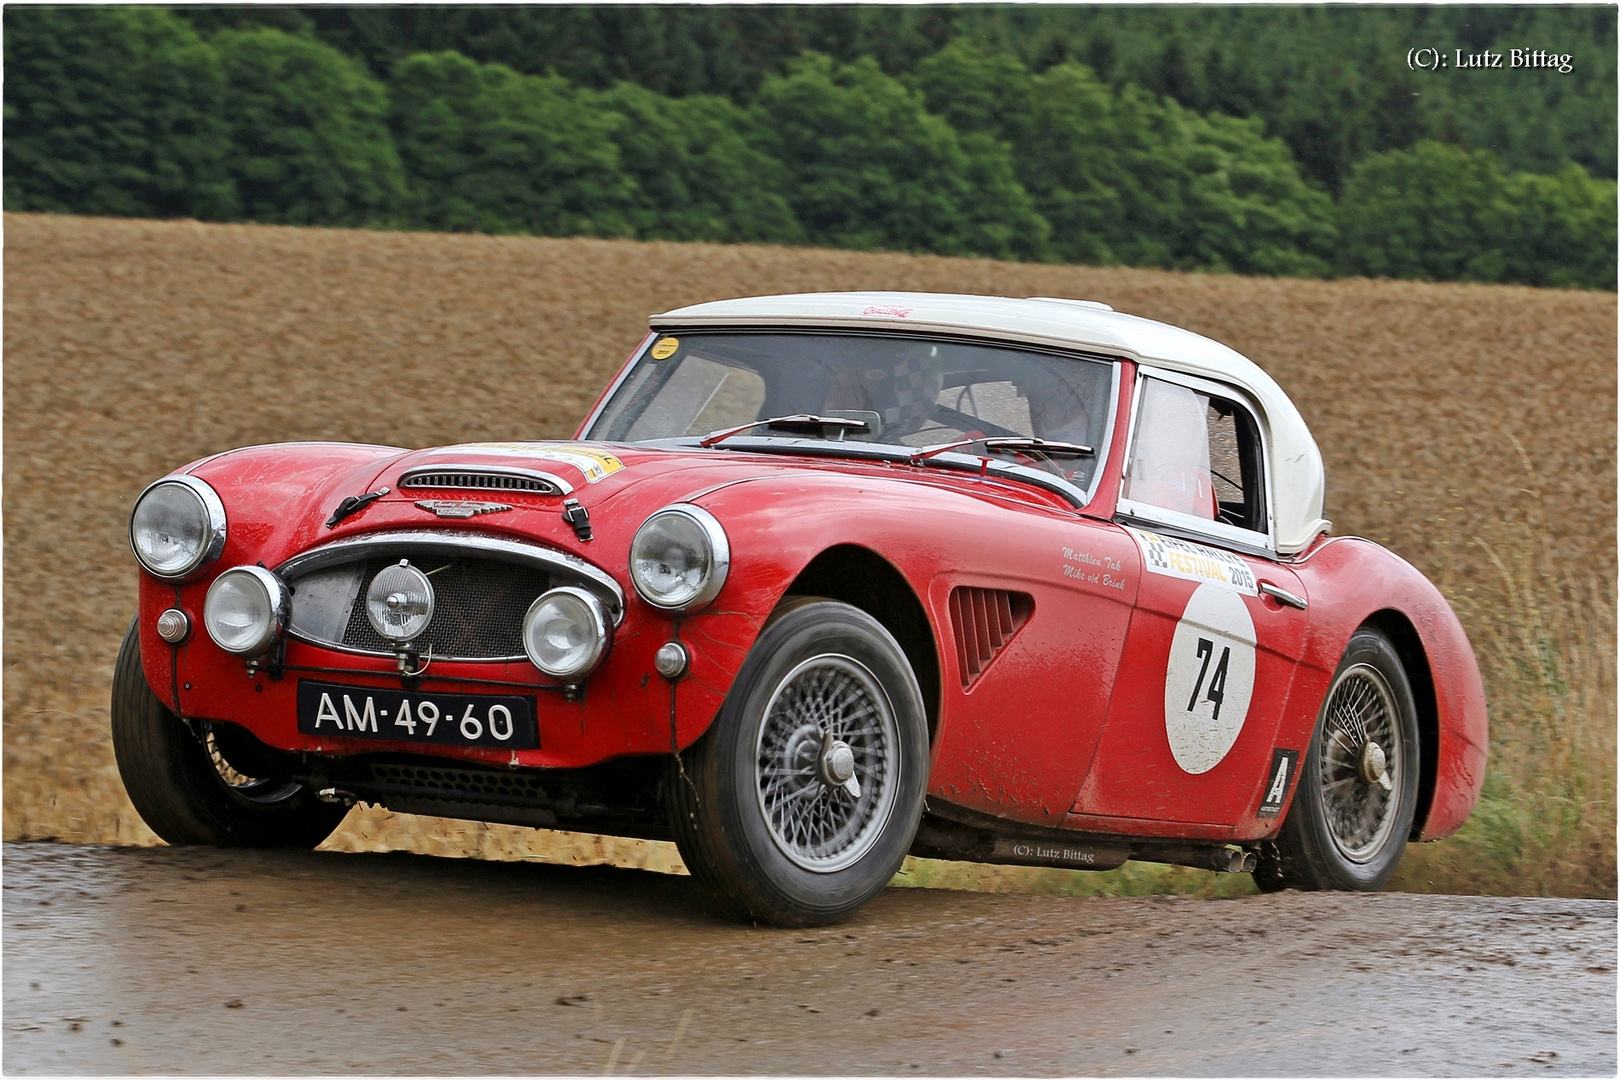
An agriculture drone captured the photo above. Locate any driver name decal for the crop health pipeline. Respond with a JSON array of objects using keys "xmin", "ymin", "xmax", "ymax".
[
  {"xmin": 441, "ymin": 443, "xmax": 625, "ymax": 483},
  {"xmin": 1164, "ymin": 582, "xmax": 1258, "ymax": 774},
  {"xmin": 1125, "ymin": 525, "xmax": 1258, "ymax": 595}
]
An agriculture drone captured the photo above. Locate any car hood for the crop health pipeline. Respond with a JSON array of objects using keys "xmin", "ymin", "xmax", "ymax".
[{"xmin": 183, "ymin": 439, "xmax": 1080, "ymax": 574}]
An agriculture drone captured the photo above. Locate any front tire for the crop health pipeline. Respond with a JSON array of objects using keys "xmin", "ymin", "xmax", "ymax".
[
  {"xmin": 667, "ymin": 600, "xmax": 929, "ymax": 926},
  {"xmin": 1254, "ymin": 627, "xmax": 1421, "ymax": 892},
  {"xmin": 111, "ymin": 619, "xmax": 346, "ymax": 848}
]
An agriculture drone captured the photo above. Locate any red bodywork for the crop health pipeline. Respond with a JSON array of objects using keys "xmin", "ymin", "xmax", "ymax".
[{"xmin": 137, "ymin": 359, "xmax": 1487, "ymax": 844}]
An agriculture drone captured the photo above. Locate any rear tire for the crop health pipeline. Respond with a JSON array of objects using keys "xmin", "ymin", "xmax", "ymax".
[
  {"xmin": 111, "ymin": 619, "xmax": 345, "ymax": 848},
  {"xmin": 666, "ymin": 600, "xmax": 928, "ymax": 926},
  {"xmin": 1254, "ymin": 627, "xmax": 1420, "ymax": 892}
]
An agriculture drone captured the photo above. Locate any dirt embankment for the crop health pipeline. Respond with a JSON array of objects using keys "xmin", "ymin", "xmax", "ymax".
[{"xmin": 3, "ymin": 213, "xmax": 1614, "ymax": 881}]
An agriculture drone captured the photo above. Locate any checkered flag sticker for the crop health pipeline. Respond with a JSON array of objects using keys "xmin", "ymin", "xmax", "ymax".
[{"xmin": 884, "ymin": 361, "xmax": 934, "ymax": 425}]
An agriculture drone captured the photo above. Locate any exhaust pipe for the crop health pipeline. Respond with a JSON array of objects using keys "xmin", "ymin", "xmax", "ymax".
[{"xmin": 1132, "ymin": 844, "xmax": 1257, "ymax": 874}]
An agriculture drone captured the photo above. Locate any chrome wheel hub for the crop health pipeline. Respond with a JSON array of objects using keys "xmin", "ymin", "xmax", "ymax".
[
  {"xmin": 754, "ymin": 654, "xmax": 900, "ymax": 873},
  {"xmin": 1319, "ymin": 664, "xmax": 1402, "ymax": 863},
  {"xmin": 1358, "ymin": 740, "xmax": 1388, "ymax": 785},
  {"xmin": 817, "ymin": 731, "xmax": 862, "ymax": 798}
]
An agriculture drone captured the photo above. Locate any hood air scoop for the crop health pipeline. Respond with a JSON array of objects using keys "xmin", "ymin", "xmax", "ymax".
[{"xmin": 400, "ymin": 465, "xmax": 573, "ymax": 497}]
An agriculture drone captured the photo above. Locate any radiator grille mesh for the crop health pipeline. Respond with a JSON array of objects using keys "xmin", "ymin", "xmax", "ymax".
[
  {"xmin": 949, "ymin": 587, "xmax": 1033, "ymax": 687},
  {"xmin": 335, "ymin": 555, "xmax": 550, "ymax": 659}
]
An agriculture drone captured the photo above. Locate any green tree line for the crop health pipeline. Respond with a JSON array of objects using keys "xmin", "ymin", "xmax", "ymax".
[
  {"xmin": 170, "ymin": 4, "xmax": 1618, "ymax": 192},
  {"xmin": 5, "ymin": 7, "xmax": 1614, "ymax": 288}
]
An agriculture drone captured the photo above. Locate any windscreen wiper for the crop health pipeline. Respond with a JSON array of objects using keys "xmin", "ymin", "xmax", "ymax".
[
  {"xmin": 910, "ymin": 436, "xmax": 1093, "ymax": 466},
  {"xmin": 699, "ymin": 414, "xmax": 873, "ymax": 448}
]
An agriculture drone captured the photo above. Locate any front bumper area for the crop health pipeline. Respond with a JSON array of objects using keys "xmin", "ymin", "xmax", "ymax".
[
  {"xmin": 296, "ymin": 750, "xmax": 674, "ymax": 840},
  {"xmin": 138, "ymin": 576, "xmax": 752, "ymax": 772}
]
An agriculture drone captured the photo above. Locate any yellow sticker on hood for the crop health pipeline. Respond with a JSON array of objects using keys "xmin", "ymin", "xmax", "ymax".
[{"xmin": 445, "ymin": 443, "xmax": 625, "ymax": 483}]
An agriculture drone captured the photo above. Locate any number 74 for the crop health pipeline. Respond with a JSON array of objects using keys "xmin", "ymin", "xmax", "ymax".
[{"xmin": 1188, "ymin": 637, "xmax": 1230, "ymax": 720}]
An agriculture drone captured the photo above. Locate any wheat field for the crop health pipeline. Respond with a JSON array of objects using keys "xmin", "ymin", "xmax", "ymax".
[{"xmin": 4, "ymin": 213, "xmax": 1612, "ymax": 896}]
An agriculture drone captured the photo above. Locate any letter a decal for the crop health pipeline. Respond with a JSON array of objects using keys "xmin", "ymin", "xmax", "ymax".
[{"xmin": 1258, "ymin": 748, "xmax": 1300, "ymax": 817}]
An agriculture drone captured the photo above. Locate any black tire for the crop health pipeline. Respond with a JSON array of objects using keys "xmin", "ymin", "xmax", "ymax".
[
  {"xmin": 111, "ymin": 619, "xmax": 346, "ymax": 848},
  {"xmin": 666, "ymin": 599, "xmax": 929, "ymax": 926},
  {"xmin": 1254, "ymin": 627, "xmax": 1421, "ymax": 892}
]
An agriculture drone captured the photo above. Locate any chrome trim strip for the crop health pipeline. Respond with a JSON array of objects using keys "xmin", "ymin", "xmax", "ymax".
[
  {"xmin": 287, "ymin": 639, "xmax": 529, "ymax": 664},
  {"xmin": 275, "ymin": 529, "xmax": 625, "ymax": 625},
  {"xmin": 1115, "ymin": 510, "xmax": 1281, "ymax": 563},
  {"xmin": 129, "ymin": 475, "xmax": 228, "ymax": 582},
  {"xmin": 400, "ymin": 465, "xmax": 574, "ymax": 496}
]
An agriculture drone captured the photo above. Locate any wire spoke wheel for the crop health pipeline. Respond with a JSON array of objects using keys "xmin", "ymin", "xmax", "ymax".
[
  {"xmin": 754, "ymin": 654, "xmax": 900, "ymax": 872},
  {"xmin": 1318, "ymin": 663, "xmax": 1402, "ymax": 863}
]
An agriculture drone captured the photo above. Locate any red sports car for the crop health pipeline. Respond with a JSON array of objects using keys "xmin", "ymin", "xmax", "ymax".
[{"xmin": 114, "ymin": 292, "xmax": 1487, "ymax": 925}]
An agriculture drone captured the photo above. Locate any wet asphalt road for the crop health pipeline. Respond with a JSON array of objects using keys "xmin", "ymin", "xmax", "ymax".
[{"xmin": 3, "ymin": 842, "xmax": 1614, "ymax": 1075}]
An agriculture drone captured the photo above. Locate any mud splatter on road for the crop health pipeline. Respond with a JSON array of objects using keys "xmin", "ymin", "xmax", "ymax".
[{"xmin": 4, "ymin": 843, "xmax": 1613, "ymax": 1075}]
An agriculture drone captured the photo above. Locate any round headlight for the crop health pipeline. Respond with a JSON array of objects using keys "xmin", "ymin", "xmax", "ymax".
[
  {"xmin": 203, "ymin": 566, "xmax": 288, "ymax": 656},
  {"xmin": 130, "ymin": 476, "xmax": 227, "ymax": 581},
  {"xmin": 365, "ymin": 560, "xmax": 435, "ymax": 644},
  {"xmin": 522, "ymin": 587, "xmax": 611, "ymax": 679},
  {"xmin": 629, "ymin": 505, "xmax": 729, "ymax": 611}
]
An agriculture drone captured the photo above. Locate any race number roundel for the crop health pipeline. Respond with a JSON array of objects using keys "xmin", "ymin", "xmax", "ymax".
[{"xmin": 1164, "ymin": 583, "xmax": 1257, "ymax": 774}]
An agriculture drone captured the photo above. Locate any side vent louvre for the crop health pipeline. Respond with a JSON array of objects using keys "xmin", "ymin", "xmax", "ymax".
[{"xmin": 949, "ymin": 587, "xmax": 1033, "ymax": 687}]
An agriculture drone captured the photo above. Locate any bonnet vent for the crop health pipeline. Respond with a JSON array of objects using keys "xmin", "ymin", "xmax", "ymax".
[
  {"xmin": 400, "ymin": 467, "xmax": 567, "ymax": 496},
  {"xmin": 949, "ymin": 587, "xmax": 1033, "ymax": 688}
]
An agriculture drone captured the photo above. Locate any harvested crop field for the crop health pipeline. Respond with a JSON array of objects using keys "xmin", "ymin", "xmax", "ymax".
[{"xmin": 4, "ymin": 213, "xmax": 1614, "ymax": 896}]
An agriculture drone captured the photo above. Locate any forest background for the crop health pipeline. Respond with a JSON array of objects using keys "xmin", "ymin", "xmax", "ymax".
[{"xmin": 5, "ymin": 4, "xmax": 1616, "ymax": 289}]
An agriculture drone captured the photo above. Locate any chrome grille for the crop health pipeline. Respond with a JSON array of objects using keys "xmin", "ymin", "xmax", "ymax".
[
  {"xmin": 401, "ymin": 469, "xmax": 561, "ymax": 495},
  {"xmin": 336, "ymin": 555, "xmax": 549, "ymax": 659},
  {"xmin": 281, "ymin": 532, "xmax": 623, "ymax": 661}
]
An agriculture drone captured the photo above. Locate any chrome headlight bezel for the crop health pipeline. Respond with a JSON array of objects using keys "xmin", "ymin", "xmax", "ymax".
[
  {"xmin": 629, "ymin": 504, "xmax": 730, "ymax": 612},
  {"xmin": 129, "ymin": 475, "xmax": 228, "ymax": 582},
  {"xmin": 522, "ymin": 586, "xmax": 611, "ymax": 679},
  {"xmin": 202, "ymin": 565, "xmax": 289, "ymax": 657}
]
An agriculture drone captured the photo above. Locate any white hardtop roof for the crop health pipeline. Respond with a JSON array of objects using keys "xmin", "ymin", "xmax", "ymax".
[{"xmin": 651, "ymin": 292, "xmax": 1329, "ymax": 553}]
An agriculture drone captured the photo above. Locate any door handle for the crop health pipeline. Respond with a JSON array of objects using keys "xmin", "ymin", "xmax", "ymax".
[{"xmin": 1259, "ymin": 581, "xmax": 1307, "ymax": 610}]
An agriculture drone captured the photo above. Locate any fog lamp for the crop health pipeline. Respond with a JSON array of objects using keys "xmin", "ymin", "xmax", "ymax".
[
  {"xmin": 365, "ymin": 560, "xmax": 435, "ymax": 644},
  {"xmin": 203, "ymin": 566, "xmax": 288, "ymax": 656},
  {"xmin": 523, "ymin": 587, "xmax": 610, "ymax": 680}
]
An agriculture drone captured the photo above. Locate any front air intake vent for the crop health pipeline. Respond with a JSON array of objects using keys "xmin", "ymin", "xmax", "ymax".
[
  {"xmin": 369, "ymin": 763, "xmax": 549, "ymax": 804},
  {"xmin": 949, "ymin": 587, "xmax": 1033, "ymax": 687},
  {"xmin": 401, "ymin": 467, "xmax": 564, "ymax": 495}
]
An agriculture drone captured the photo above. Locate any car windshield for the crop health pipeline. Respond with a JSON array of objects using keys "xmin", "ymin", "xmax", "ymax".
[{"xmin": 587, "ymin": 331, "xmax": 1116, "ymax": 490}]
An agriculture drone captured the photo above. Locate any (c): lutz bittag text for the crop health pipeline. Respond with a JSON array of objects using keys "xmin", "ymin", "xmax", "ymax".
[{"xmin": 1407, "ymin": 48, "xmax": 1574, "ymax": 73}]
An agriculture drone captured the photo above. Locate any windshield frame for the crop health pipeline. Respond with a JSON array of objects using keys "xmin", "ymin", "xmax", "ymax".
[{"xmin": 580, "ymin": 327, "xmax": 1123, "ymax": 509}]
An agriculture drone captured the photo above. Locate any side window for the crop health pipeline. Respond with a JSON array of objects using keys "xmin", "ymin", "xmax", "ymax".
[{"xmin": 1123, "ymin": 377, "xmax": 1267, "ymax": 536}]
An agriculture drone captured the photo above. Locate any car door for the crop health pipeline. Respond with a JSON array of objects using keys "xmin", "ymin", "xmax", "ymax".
[{"xmin": 1071, "ymin": 369, "xmax": 1312, "ymax": 831}]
